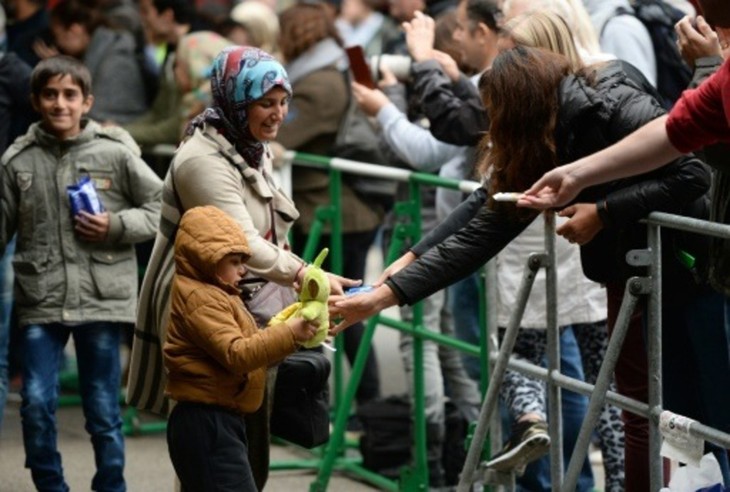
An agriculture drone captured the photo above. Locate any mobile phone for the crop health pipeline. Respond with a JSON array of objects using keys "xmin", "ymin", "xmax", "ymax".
[
  {"xmin": 345, "ymin": 285, "xmax": 375, "ymax": 296},
  {"xmin": 345, "ymin": 45, "xmax": 376, "ymax": 89}
]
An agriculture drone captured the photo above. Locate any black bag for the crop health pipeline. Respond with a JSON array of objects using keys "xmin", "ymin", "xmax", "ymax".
[
  {"xmin": 607, "ymin": 0, "xmax": 692, "ymax": 108},
  {"xmin": 358, "ymin": 396, "xmax": 473, "ymax": 485},
  {"xmin": 357, "ymin": 394, "xmax": 412, "ymax": 479},
  {"xmin": 270, "ymin": 349, "xmax": 331, "ymax": 448}
]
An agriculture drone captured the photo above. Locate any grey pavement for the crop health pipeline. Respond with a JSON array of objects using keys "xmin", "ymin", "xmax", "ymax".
[
  {"xmin": 0, "ymin": 246, "xmax": 605, "ymax": 491},
  {"xmin": 0, "ymin": 396, "xmax": 381, "ymax": 492}
]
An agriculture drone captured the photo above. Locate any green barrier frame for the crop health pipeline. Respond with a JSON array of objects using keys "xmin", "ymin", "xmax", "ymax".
[
  {"xmin": 54, "ymin": 151, "xmax": 493, "ymax": 485},
  {"xmin": 277, "ymin": 153, "xmax": 490, "ymax": 491}
]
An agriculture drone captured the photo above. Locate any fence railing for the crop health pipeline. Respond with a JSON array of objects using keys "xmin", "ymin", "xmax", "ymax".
[{"xmin": 129, "ymin": 147, "xmax": 730, "ymax": 492}]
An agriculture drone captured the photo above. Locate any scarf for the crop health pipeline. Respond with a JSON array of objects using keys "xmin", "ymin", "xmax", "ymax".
[{"xmin": 187, "ymin": 46, "xmax": 292, "ymax": 167}]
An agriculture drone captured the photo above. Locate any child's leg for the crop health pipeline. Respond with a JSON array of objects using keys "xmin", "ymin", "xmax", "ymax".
[
  {"xmin": 20, "ymin": 323, "xmax": 71, "ymax": 491},
  {"xmin": 73, "ymin": 322, "xmax": 125, "ymax": 492},
  {"xmin": 167, "ymin": 401, "xmax": 258, "ymax": 491}
]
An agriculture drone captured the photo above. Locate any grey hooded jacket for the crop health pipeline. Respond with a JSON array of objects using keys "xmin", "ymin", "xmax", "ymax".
[{"xmin": 0, "ymin": 120, "xmax": 162, "ymax": 326}]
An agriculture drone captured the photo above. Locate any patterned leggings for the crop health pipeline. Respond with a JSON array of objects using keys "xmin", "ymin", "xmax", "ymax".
[{"xmin": 499, "ymin": 322, "xmax": 625, "ymax": 492}]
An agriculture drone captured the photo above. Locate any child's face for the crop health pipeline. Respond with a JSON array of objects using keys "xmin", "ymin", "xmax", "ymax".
[
  {"xmin": 216, "ymin": 253, "xmax": 248, "ymax": 286},
  {"xmin": 32, "ymin": 74, "xmax": 93, "ymax": 140}
]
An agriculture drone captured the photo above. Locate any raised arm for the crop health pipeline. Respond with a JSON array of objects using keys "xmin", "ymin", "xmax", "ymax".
[{"xmin": 518, "ymin": 115, "xmax": 682, "ymax": 210}]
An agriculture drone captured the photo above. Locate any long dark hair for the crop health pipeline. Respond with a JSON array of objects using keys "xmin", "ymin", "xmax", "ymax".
[{"xmin": 478, "ymin": 46, "xmax": 570, "ymax": 213}]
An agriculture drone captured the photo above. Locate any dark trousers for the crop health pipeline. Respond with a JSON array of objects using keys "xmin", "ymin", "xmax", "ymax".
[
  {"xmin": 167, "ymin": 401, "xmax": 257, "ymax": 492},
  {"xmin": 607, "ymin": 282, "xmax": 675, "ymax": 492}
]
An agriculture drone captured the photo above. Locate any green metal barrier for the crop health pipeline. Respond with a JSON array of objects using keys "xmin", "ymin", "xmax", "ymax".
[
  {"xmin": 279, "ymin": 153, "xmax": 490, "ymax": 492},
  {"xmin": 53, "ymin": 150, "xmax": 491, "ymax": 488}
]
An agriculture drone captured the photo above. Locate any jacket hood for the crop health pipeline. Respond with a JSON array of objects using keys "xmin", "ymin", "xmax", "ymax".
[
  {"xmin": 174, "ymin": 206, "xmax": 251, "ymax": 289},
  {"xmin": 556, "ymin": 61, "xmax": 626, "ymax": 160},
  {"xmin": 30, "ymin": 118, "xmax": 99, "ymax": 148}
]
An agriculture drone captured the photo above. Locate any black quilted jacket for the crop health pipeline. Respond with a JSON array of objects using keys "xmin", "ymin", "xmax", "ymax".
[{"xmin": 386, "ymin": 61, "xmax": 710, "ymax": 305}]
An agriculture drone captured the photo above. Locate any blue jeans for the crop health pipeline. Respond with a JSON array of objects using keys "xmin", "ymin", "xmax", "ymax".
[
  {"xmin": 21, "ymin": 322, "xmax": 125, "ymax": 492},
  {"xmin": 448, "ymin": 273, "xmax": 482, "ymax": 381},
  {"xmin": 0, "ymin": 236, "xmax": 15, "ymax": 433},
  {"xmin": 516, "ymin": 328, "xmax": 594, "ymax": 492}
]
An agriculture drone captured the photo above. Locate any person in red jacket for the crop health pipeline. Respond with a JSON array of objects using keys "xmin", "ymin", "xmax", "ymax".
[{"xmin": 519, "ymin": 0, "xmax": 730, "ymax": 209}]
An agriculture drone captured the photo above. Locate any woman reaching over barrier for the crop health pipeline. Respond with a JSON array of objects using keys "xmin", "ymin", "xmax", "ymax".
[{"xmin": 330, "ymin": 46, "xmax": 730, "ymax": 491}]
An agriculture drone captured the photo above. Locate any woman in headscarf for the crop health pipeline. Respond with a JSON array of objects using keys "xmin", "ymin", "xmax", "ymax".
[{"xmin": 126, "ymin": 46, "xmax": 356, "ymax": 490}]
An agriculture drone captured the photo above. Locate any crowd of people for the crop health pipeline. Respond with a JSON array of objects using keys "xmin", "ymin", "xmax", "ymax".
[{"xmin": 1, "ymin": 0, "xmax": 729, "ymax": 491}]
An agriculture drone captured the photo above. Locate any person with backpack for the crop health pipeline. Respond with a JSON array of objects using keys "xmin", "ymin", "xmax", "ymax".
[
  {"xmin": 584, "ymin": 0, "xmax": 693, "ymax": 108},
  {"xmin": 583, "ymin": 0, "xmax": 657, "ymax": 86}
]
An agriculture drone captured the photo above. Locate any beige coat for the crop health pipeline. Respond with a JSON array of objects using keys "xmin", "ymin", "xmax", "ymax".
[
  {"xmin": 128, "ymin": 124, "xmax": 305, "ymax": 416},
  {"xmin": 164, "ymin": 206, "xmax": 298, "ymax": 414}
]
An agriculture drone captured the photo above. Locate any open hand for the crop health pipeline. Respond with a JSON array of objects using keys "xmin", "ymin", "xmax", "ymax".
[
  {"xmin": 403, "ymin": 11, "xmax": 436, "ymax": 62},
  {"xmin": 328, "ymin": 284, "xmax": 397, "ymax": 334},
  {"xmin": 518, "ymin": 164, "xmax": 581, "ymax": 210}
]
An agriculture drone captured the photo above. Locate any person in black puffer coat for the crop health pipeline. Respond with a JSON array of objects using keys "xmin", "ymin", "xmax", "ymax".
[{"xmin": 332, "ymin": 46, "xmax": 730, "ymax": 491}]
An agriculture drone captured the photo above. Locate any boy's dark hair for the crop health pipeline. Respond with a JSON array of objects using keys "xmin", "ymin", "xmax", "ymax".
[
  {"xmin": 464, "ymin": 0, "xmax": 502, "ymax": 33},
  {"xmin": 50, "ymin": 0, "xmax": 107, "ymax": 32},
  {"xmin": 31, "ymin": 56, "xmax": 92, "ymax": 98}
]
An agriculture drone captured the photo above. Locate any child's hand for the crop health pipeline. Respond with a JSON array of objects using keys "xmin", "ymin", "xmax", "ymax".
[
  {"xmin": 288, "ymin": 317, "xmax": 319, "ymax": 343},
  {"xmin": 75, "ymin": 211, "xmax": 110, "ymax": 242}
]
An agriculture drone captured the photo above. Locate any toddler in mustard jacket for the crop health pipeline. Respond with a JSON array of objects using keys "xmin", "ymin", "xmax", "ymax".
[{"xmin": 163, "ymin": 205, "xmax": 316, "ymax": 491}]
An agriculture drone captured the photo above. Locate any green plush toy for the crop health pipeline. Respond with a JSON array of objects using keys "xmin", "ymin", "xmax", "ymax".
[{"xmin": 269, "ymin": 248, "xmax": 330, "ymax": 348}]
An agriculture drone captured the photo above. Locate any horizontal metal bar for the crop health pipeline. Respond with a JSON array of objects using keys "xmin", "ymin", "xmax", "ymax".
[
  {"xmin": 645, "ymin": 211, "xmax": 730, "ymax": 240},
  {"xmin": 290, "ymin": 151, "xmax": 482, "ymax": 193},
  {"xmin": 494, "ymin": 353, "xmax": 649, "ymax": 417},
  {"xmin": 377, "ymin": 316, "xmax": 481, "ymax": 356}
]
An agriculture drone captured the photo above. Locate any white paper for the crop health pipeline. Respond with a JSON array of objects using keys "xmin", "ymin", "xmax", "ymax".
[
  {"xmin": 492, "ymin": 192, "xmax": 523, "ymax": 202},
  {"xmin": 659, "ymin": 411, "xmax": 704, "ymax": 466}
]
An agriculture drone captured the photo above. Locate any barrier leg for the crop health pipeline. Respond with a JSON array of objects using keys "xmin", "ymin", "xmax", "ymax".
[{"xmin": 457, "ymin": 253, "xmax": 544, "ymax": 492}]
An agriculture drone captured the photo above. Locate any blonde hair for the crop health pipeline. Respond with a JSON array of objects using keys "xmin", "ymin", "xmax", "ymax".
[
  {"xmin": 230, "ymin": 1, "xmax": 280, "ymax": 56},
  {"xmin": 502, "ymin": 0, "xmax": 600, "ymax": 55},
  {"xmin": 502, "ymin": 11, "xmax": 584, "ymax": 72}
]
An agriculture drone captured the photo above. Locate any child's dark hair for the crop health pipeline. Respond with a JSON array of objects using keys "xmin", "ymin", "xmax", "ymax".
[{"xmin": 31, "ymin": 56, "xmax": 93, "ymax": 98}]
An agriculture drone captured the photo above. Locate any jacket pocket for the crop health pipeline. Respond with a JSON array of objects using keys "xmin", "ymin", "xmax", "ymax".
[
  {"xmin": 90, "ymin": 249, "xmax": 135, "ymax": 299},
  {"xmin": 12, "ymin": 252, "xmax": 48, "ymax": 306}
]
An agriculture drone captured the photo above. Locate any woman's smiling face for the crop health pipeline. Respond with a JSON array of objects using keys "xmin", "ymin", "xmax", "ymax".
[{"xmin": 246, "ymin": 87, "xmax": 290, "ymax": 142}]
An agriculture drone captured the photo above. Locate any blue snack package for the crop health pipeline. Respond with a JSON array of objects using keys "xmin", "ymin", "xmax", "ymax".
[
  {"xmin": 67, "ymin": 177, "xmax": 104, "ymax": 216},
  {"xmin": 345, "ymin": 285, "xmax": 375, "ymax": 296}
]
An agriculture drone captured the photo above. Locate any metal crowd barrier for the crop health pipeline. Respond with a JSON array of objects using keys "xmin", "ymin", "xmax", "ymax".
[
  {"xmin": 458, "ymin": 210, "xmax": 730, "ymax": 492},
  {"xmin": 285, "ymin": 152, "xmax": 487, "ymax": 492},
  {"xmin": 116, "ymin": 146, "xmax": 730, "ymax": 492}
]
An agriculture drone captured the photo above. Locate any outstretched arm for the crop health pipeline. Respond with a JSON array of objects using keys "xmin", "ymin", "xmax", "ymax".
[{"xmin": 518, "ymin": 115, "xmax": 682, "ymax": 210}]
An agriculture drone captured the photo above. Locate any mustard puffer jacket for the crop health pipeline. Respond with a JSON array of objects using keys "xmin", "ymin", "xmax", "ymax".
[{"xmin": 163, "ymin": 205, "xmax": 299, "ymax": 414}]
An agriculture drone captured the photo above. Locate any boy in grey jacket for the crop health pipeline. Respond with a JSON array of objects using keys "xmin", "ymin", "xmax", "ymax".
[{"xmin": 0, "ymin": 55, "xmax": 162, "ymax": 492}]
